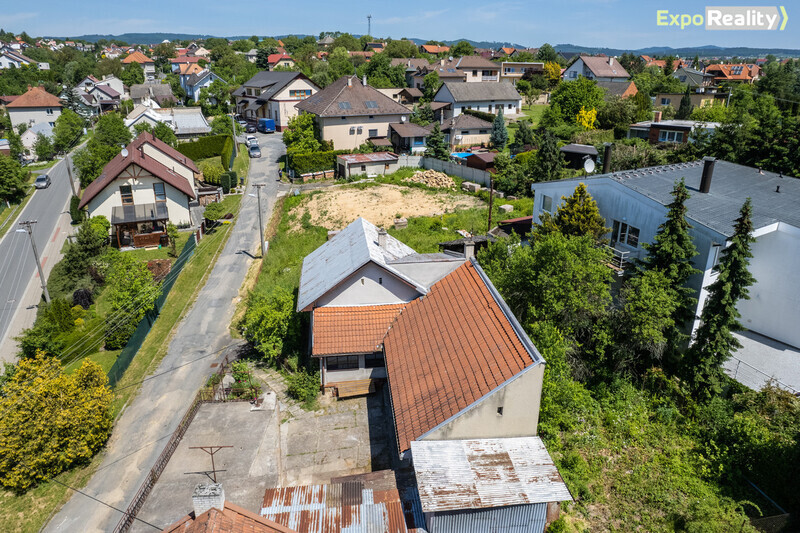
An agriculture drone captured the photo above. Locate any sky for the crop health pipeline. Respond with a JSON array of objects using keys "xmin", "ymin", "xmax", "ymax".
[{"xmin": 5, "ymin": 0, "xmax": 799, "ymax": 50}]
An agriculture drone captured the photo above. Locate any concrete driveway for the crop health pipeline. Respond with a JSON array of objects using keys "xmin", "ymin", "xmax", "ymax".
[{"xmin": 45, "ymin": 133, "xmax": 288, "ymax": 533}]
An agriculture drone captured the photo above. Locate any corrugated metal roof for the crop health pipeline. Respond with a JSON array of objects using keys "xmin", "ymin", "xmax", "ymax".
[
  {"xmin": 427, "ymin": 501, "xmax": 547, "ymax": 533},
  {"xmin": 338, "ymin": 153, "xmax": 399, "ymax": 164},
  {"xmin": 411, "ymin": 437, "xmax": 573, "ymax": 513}
]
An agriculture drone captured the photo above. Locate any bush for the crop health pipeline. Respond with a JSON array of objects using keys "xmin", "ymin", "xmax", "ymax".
[
  {"xmin": 175, "ymin": 134, "xmax": 229, "ymax": 161},
  {"xmin": 463, "ymin": 108, "xmax": 497, "ymax": 123},
  {"xmin": 285, "ymin": 369, "xmax": 320, "ymax": 404},
  {"xmin": 289, "ymin": 150, "xmax": 351, "ymax": 175},
  {"xmin": 240, "ymin": 287, "xmax": 298, "ymax": 363},
  {"xmin": 72, "ymin": 288, "xmax": 93, "ymax": 309},
  {"xmin": 220, "ymin": 171, "xmax": 236, "ymax": 194},
  {"xmin": 69, "ymin": 195, "xmax": 83, "ymax": 224},
  {"xmin": 199, "ymin": 159, "xmax": 224, "ymax": 184},
  {"xmin": 203, "ymin": 202, "xmax": 225, "ymax": 221},
  {"xmin": 220, "ymin": 136, "xmax": 234, "ymax": 171}
]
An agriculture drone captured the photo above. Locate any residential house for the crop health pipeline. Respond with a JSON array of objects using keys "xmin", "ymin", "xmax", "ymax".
[
  {"xmin": 88, "ymin": 83, "xmax": 121, "ymax": 112},
  {"xmin": 77, "ymin": 75, "xmax": 100, "ymax": 90},
  {"xmin": 0, "ymin": 138, "xmax": 10, "ymax": 156},
  {"xmin": 125, "ymin": 106, "xmax": 211, "ymax": 138},
  {"xmin": 20, "ymin": 122, "xmax": 54, "ymax": 158},
  {"xmin": 264, "ymin": 53, "xmax": 295, "ymax": 70},
  {"xmin": 499, "ymin": 61, "xmax": 544, "ymax": 85},
  {"xmin": 529, "ymin": 158, "xmax": 800, "ymax": 352},
  {"xmin": 511, "ymin": 47, "xmax": 540, "ymax": 58},
  {"xmin": 596, "ymin": 80, "xmax": 638, "ymax": 100},
  {"xmin": 6, "ymin": 85, "xmax": 62, "ymax": 130},
  {"xmin": 377, "ymin": 87, "xmax": 422, "ymax": 107},
  {"xmin": 233, "ymin": 71, "xmax": 320, "ymax": 131},
  {"xmin": 96, "ymin": 75, "xmax": 125, "ymax": 96},
  {"xmin": 365, "ymin": 42, "xmax": 385, "ymax": 53},
  {"xmin": 655, "ymin": 91, "xmax": 727, "ymax": 112},
  {"xmin": 435, "ymin": 113, "xmax": 494, "ymax": 148},
  {"xmin": 171, "ymin": 55, "xmax": 202, "ymax": 73},
  {"xmin": 411, "ymin": 59, "xmax": 466, "ymax": 88},
  {"xmin": 191, "ymin": 46, "xmax": 211, "ymax": 59},
  {"xmin": 122, "ymin": 51, "xmax": 156, "ymax": 80},
  {"xmin": 452, "ymin": 55, "xmax": 501, "ymax": 82},
  {"xmin": 299, "ymin": 217, "xmax": 547, "ymax": 458},
  {"xmin": 705, "ymin": 63, "xmax": 762, "ymax": 84},
  {"xmin": 628, "ymin": 116, "xmax": 720, "ymax": 144},
  {"xmin": 180, "ymin": 68, "xmax": 224, "ymax": 103},
  {"xmin": 130, "ymin": 82, "xmax": 176, "ymax": 107},
  {"xmin": 499, "ymin": 47, "xmax": 516, "ymax": 56},
  {"xmin": 348, "ymin": 51, "xmax": 374, "ymax": 61},
  {"xmin": 412, "ymin": 437, "xmax": 572, "ymax": 532},
  {"xmin": 420, "ymin": 44, "xmax": 450, "ymax": 55},
  {"xmin": 433, "ymin": 81, "xmax": 521, "ymax": 118},
  {"xmin": 336, "ymin": 152, "xmax": 400, "ymax": 177},
  {"xmin": 316, "ymin": 35, "xmax": 335, "ymax": 47},
  {"xmin": 390, "ymin": 57, "xmax": 432, "ymax": 86},
  {"xmin": 244, "ymin": 48, "xmax": 259, "ymax": 63},
  {"xmin": 475, "ymin": 47, "xmax": 504, "ymax": 61},
  {"xmin": 295, "ymin": 75, "xmax": 409, "ymax": 150},
  {"xmin": 389, "ymin": 122, "xmax": 430, "ymax": 153},
  {"xmin": 0, "ymin": 48, "xmax": 33, "ymax": 68},
  {"xmin": 672, "ymin": 67, "xmax": 716, "ymax": 89},
  {"xmin": 563, "ymin": 55, "xmax": 630, "ymax": 82},
  {"xmin": 78, "ymin": 131, "xmax": 200, "ymax": 247}
]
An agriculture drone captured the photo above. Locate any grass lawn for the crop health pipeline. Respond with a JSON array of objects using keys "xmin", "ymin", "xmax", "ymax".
[
  {"xmin": 232, "ymin": 143, "xmax": 249, "ymax": 182},
  {"xmin": 0, "ymin": 172, "xmax": 38, "ymax": 239},
  {"xmin": 521, "ymin": 104, "xmax": 548, "ymax": 125},
  {"xmin": 25, "ymin": 159, "xmax": 58, "ymax": 171},
  {"xmin": 63, "ymin": 349, "xmax": 120, "ymax": 374},
  {"xmin": 122, "ymin": 231, "xmax": 192, "ymax": 263}
]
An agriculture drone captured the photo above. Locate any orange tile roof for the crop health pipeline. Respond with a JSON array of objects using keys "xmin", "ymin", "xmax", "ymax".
[
  {"xmin": 179, "ymin": 63, "xmax": 204, "ymax": 76},
  {"xmin": 162, "ymin": 501, "xmax": 296, "ymax": 533},
  {"xmin": 420, "ymin": 44, "xmax": 450, "ymax": 54},
  {"xmin": 706, "ymin": 63, "xmax": 759, "ymax": 81},
  {"xmin": 6, "ymin": 85, "xmax": 62, "ymax": 108},
  {"xmin": 312, "ymin": 304, "xmax": 407, "ymax": 356},
  {"xmin": 122, "ymin": 50, "xmax": 152, "ymax": 64},
  {"xmin": 384, "ymin": 261, "xmax": 538, "ymax": 453}
]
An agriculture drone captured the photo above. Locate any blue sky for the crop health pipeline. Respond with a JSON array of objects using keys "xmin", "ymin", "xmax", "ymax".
[{"xmin": 5, "ymin": 0, "xmax": 798, "ymax": 49}]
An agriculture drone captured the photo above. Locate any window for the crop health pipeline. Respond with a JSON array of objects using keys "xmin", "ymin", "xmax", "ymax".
[
  {"xmin": 357, "ymin": 126, "xmax": 363, "ymax": 134},
  {"xmin": 46, "ymin": 108, "xmax": 53, "ymax": 115},
  {"xmin": 711, "ymin": 243, "xmax": 722, "ymax": 272},
  {"xmin": 364, "ymin": 100, "xmax": 378, "ymax": 109},
  {"xmin": 365, "ymin": 352, "xmax": 385, "ymax": 368},
  {"xmin": 479, "ymin": 129, "xmax": 488, "ymax": 134},
  {"xmin": 658, "ymin": 130, "xmax": 683, "ymax": 142},
  {"xmin": 462, "ymin": 130, "xmax": 470, "ymax": 135},
  {"xmin": 472, "ymin": 70, "xmax": 477, "ymax": 76},
  {"xmin": 120, "ymin": 185, "xmax": 133, "ymax": 205},
  {"xmin": 360, "ymin": 165, "xmax": 366, "ymax": 171},
  {"xmin": 541, "ymin": 194, "xmax": 553, "ymax": 212},
  {"xmin": 612, "ymin": 220, "xmax": 641, "ymax": 247},
  {"xmin": 349, "ymin": 126, "xmax": 355, "ymax": 134},
  {"xmin": 679, "ymin": 75, "xmax": 687, "ymax": 82},
  {"xmin": 569, "ymin": 70, "xmax": 577, "ymax": 79},
  {"xmin": 338, "ymin": 101, "xmax": 352, "ymax": 110},
  {"xmin": 660, "ymin": 98, "xmax": 671, "ymax": 105},
  {"xmin": 482, "ymin": 70, "xmax": 493, "ymax": 76},
  {"xmin": 289, "ymin": 89, "xmax": 312, "ymax": 99},
  {"xmin": 508, "ymin": 103, "xmax": 513, "ymax": 109},
  {"xmin": 326, "ymin": 355, "xmax": 359, "ymax": 371},
  {"xmin": 413, "ymin": 136, "xmax": 424, "ymax": 146},
  {"xmin": 368, "ymin": 129, "xmax": 378, "ymax": 137},
  {"xmin": 497, "ymin": 406, "xmax": 504, "ymax": 416},
  {"xmin": 153, "ymin": 183, "xmax": 166, "ymax": 202},
  {"xmin": 488, "ymin": 104, "xmax": 493, "ymax": 112}
]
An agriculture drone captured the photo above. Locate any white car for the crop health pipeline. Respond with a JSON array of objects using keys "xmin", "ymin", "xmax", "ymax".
[{"xmin": 245, "ymin": 135, "xmax": 258, "ymax": 148}]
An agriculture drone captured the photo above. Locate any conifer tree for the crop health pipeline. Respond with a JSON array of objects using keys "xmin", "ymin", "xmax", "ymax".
[
  {"xmin": 685, "ymin": 198, "xmax": 756, "ymax": 395},
  {"xmin": 676, "ymin": 86, "xmax": 694, "ymax": 120},
  {"xmin": 533, "ymin": 129, "xmax": 564, "ymax": 181},
  {"xmin": 490, "ymin": 110, "xmax": 508, "ymax": 150},
  {"xmin": 535, "ymin": 183, "xmax": 609, "ymax": 242},
  {"xmin": 425, "ymin": 122, "xmax": 449, "ymax": 161}
]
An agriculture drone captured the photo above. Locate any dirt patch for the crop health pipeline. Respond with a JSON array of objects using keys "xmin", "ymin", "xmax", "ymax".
[{"xmin": 289, "ymin": 184, "xmax": 482, "ymax": 231}]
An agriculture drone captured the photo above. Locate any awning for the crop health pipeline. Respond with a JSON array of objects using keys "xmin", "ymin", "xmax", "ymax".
[{"xmin": 111, "ymin": 202, "xmax": 169, "ymax": 225}]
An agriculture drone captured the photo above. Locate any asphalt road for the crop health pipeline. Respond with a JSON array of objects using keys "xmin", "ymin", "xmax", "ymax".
[
  {"xmin": 0, "ymin": 158, "xmax": 75, "ymax": 354},
  {"xmin": 44, "ymin": 132, "xmax": 287, "ymax": 533}
]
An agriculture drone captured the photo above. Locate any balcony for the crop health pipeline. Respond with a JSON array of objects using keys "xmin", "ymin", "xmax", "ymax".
[
  {"xmin": 604, "ymin": 245, "xmax": 637, "ymax": 275},
  {"xmin": 481, "ymin": 75, "xmax": 498, "ymax": 81}
]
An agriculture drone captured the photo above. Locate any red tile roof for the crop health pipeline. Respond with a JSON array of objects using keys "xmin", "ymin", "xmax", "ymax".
[
  {"xmin": 312, "ymin": 304, "xmax": 407, "ymax": 356},
  {"xmin": 384, "ymin": 261, "xmax": 539, "ymax": 453},
  {"xmin": 79, "ymin": 131, "xmax": 197, "ymax": 209},
  {"xmin": 172, "ymin": 55, "xmax": 202, "ymax": 64},
  {"xmin": 267, "ymin": 53, "xmax": 293, "ymax": 65},
  {"xmin": 162, "ymin": 501, "xmax": 296, "ymax": 533},
  {"xmin": 6, "ymin": 86, "xmax": 62, "ymax": 108},
  {"xmin": 420, "ymin": 44, "xmax": 450, "ymax": 54},
  {"xmin": 122, "ymin": 51, "xmax": 153, "ymax": 64},
  {"xmin": 706, "ymin": 63, "xmax": 760, "ymax": 81}
]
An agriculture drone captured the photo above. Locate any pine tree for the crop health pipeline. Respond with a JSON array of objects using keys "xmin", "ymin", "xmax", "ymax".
[
  {"xmin": 685, "ymin": 199, "xmax": 756, "ymax": 396},
  {"xmin": 535, "ymin": 183, "xmax": 610, "ymax": 242},
  {"xmin": 676, "ymin": 86, "xmax": 694, "ymax": 120},
  {"xmin": 425, "ymin": 122, "xmax": 449, "ymax": 161},
  {"xmin": 533, "ymin": 129, "xmax": 564, "ymax": 181},
  {"xmin": 637, "ymin": 179, "xmax": 700, "ymax": 355},
  {"xmin": 490, "ymin": 110, "xmax": 508, "ymax": 150}
]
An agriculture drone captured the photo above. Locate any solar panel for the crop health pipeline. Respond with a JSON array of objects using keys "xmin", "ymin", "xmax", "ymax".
[
  {"xmin": 364, "ymin": 101, "xmax": 378, "ymax": 109},
  {"xmin": 338, "ymin": 102, "xmax": 352, "ymax": 109}
]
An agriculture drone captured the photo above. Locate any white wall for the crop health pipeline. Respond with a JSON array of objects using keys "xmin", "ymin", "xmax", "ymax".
[
  {"xmin": 315, "ymin": 262, "xmax": 420, "ymax": 307},
  {"xmin": 86, "ymin": 163, "xmax": 193, "ymax": 227},
  {"xmin": 141, "ymin": 143, "xmax": 197, "ymax": 188},
  {"xmin": 8, "ymin": 106, "xmax": 61, "ymax": 128},
  {"xmin": 317, "ymin": 113, "xmax": 407, "ymax": 150},
  {"xmin": 268, "ymin": 78, "xmax": 319, "ymax": 129}
]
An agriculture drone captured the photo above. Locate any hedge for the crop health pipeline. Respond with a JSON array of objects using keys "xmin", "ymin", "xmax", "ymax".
[
  {"xmin": 176, "ymin": 135, "xmax": 229, "ymax": 161},
  {"xmin": 221, "ymin": 136, "xmax": 234, "ymax": 171},
  {"xmin": 289, "ymin": 149, "xmax": 350, "ymax": 175},
  {"xmin": 69, "ymin": 195, "xmax": 83, "ymax": 224},
  {"xmin": 463, "ymin": 108, "xmax": 497, "ymax": 124},
  {"xmin": 220, "ymin": 171, "xmax": 237, "ymax": 194}
]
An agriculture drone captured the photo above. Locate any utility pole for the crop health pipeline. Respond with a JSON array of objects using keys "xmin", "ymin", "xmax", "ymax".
[
  {"xmin": 65, "ymin": 155, "xmax": 78, "ymax": 197},
  {"xmin": 253, "ymin": 184, "xmax": 266, "ymax": 258},
  {"xmin": 487, "ymin": 174, "xmax": 494, "ymax": 232},
  {"xmin": 17, "ymin": 221, "xmax": 51, "ymax": 303},
  {"xmin": 229, "ymin": 114, "xmax": 238, "ymax": 157}
]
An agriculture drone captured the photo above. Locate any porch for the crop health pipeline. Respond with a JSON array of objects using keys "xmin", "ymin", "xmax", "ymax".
[{"xmin": 111, "ymin": 202, "xmax": 170, "ymax": 248}]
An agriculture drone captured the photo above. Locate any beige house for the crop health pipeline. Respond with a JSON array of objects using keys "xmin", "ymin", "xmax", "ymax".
[
  {"xmin": 655, "ymin": 91, "xmax": 728, "ymax": 111},
  {"xmin": 295, "ymin": 75, "xmax": 409, "ymax": 150},
  {"xmin": 436, "ymin": 114, "xmax": 494, "ymax": 148},
  {"xmin": 6, "ymin": 85, "xmax": 62, "ymax": 130},
  {"xmin": 499, "ymin": 61, "xmax": 544, "ymax": 84},
  {"xmin": 233, "ymin": 71, "xmax": 320, "ymax": 131},
  {"xmin": 79, "ymin": 132, "xmax": 200, "ymax": 247}
]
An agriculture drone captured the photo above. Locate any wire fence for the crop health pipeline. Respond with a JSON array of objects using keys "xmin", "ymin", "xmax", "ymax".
[
  {"xmin": 724, "ymin": 355, "xmax": 799, "ymax": 396},
  {"xmin": 106, "ymin": 234, "xmax": 198, "ymax": 387}
]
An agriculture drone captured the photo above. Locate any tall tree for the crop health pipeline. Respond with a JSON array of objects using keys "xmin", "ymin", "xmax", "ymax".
[
  {"xmin": 549, "ymin": 77, "xmax": 604, "ymax": 125},
  {"xmin": 490, "ymin": 110, "xmax": 508, "ymax": 150},
  {"xmin": 0, "ymin": 155, "xmax": 28, "ymax": 203},
  {"xmin": 422, "ymin": 71, "xmax": 441, "ymax": 102},
  {"xmin": 532, "ymin": 129, "xmax": 564, "ymax": 181},
  {"xmin": 534, "ymin": 183, "xmax": 610, "ymax": 242},
  {"xmin": 120, "ymin": 61, "xmax": 144, "ymax": 86},
  {"xmin": 450, "ymin": 41, "xmax": 475, "ymax": 56},
  {"xmin": 53, "ymin": 109, "xmax": 84, "ymax": 153},
  {"xmin": 34, "ymin": 133, "xmax": 55, "ymax": 161},
  {"xmin": 676, "ymin": 86, "xmax": 694, "ymax": 120},
  {"xmin": 535, "ymin": 43, "xmax": 559, "ymax": 64},
  {"xmin": 684, "ymin": 199, "xmax": 756, "ymax": 396},
  {"xmin": 425, "ymin": 122, "xmax": 449, "ymax": 160},
  {"xmin": 508, "ymin": 119, "xmax": 535, "ymax": 154},
  {"xmin": 152, "ymin": 122, "xmax": 177, "ymax": 147},
  {"xmin": 410, "ymin": 103, "xmax": 434, "ymax": 126}
]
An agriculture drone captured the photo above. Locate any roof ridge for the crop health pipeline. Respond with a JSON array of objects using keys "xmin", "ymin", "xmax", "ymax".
[{"xmin": 320, "ymin": 76, "xmax": 353, "ymax": 116}]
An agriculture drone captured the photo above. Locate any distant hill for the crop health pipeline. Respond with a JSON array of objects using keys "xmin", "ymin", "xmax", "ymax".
[{"xmin": 54, "ymin": 33, "xmax": 799, "ymax": 57}]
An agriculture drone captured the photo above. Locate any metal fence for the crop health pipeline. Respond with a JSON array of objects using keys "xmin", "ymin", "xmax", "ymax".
[
  {"xmin": 106, "ymin": 234, "xmax": 198, "ymax": 387},
  {"xmin": 724, "ymin": 356, "xmax": 799, "ymax": 395},
  {"xmin": 420, "ymin": 157, "xmax": 492, "ymax": 186}
]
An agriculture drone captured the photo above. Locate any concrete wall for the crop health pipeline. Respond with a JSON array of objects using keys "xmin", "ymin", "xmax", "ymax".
[
  {"xmin": 8, "ymin": 106, "xmax": 61, "ymax": 128},
  {"xmin": 342, "ymin": 159, "xmax": 400, "ymax": 178},
  {"xmin": 422, "ymin": 158, "xmax": 491, "ymax": 186},
  {"xmin": 86, "ymin": 163, "xmax": 193, "ymax": 227},
  {"xmin": 315, "ymin": 262, "xmax": 420, "ymax": 308},
  {"xmin": 421, "ymin": 364, "xmax": 544, "ymax": 442},
  {"xmin": 317, "ymin": 113, "xmax": 408, "ymax": 150}
]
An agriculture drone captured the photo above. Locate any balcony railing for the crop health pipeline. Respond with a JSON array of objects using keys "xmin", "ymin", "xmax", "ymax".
[
  {"xmin": 482, "ymin": 75, "xmax": 498, "ymax": 81},
  {"xmin": 605, "ymin": 245, "xmax": 635, "ymax": 275}
]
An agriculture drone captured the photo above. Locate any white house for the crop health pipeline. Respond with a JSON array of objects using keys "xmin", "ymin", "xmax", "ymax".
[
  {"xmin": 5, "ymin": 85, "xmax": 62, "ymax": 130},
  {"xmin": 563, "ymin": 55, "xmax": 630, "ymax": 82},
  {"xmin": 530, "ymin": 158, "xmax": 800, "ymax": 351},
  {"xmin": 125, "ymin": 105, "xmax": 210, "ymax": 138},
  {"xmin": 433, "ymin": 81, "xmax": 521, "ymax": 118},
  {"xmin": 0, "ymin": 48, "xmax": 32, "ymax": 68},
  {"xmin": 78, "ymin": 131, "xmax": 200, "ymax": 247},
  {"xmin": 234, "ymin": 71, "xmax": 320, "ymax": 131}
]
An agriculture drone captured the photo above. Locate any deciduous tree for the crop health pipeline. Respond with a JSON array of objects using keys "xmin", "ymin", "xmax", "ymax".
[
  {"xmin": 104, "ymin": 251, "xmax": 160, "ymax": 349},
  {"xmin": 282, "ymin": 113, "xmax": 321, "ymax": 153},
  {"xmin": 53, "ymin": 109, "xmax": 85, "ymax": 153},
  {"xmin": 0, "ymin": 155, "xmax": 28, "ymax": 203}
]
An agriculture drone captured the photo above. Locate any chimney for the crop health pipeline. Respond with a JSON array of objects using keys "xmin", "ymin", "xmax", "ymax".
[
  {"xmin": 776, "ymin": 185, "xmax": 781, "ymax": 193},
  {"xmin": 608, "ymin": 56, "xmax": 613, "ymax": 66},
  {"xmin": 653, "ymin": 111, "xmax": 662, "ymax": 123},
  {"xmin": 377, "ymin": 228, "xmax": 387, "ymax": 248},
  {"xmin": 347, "ymin": 76, "xmax": 352, "ymax": 87},
  {"xmin": 192, "ymin": 483, "xmax": 224, "ymax": 516},
  {"xmin": 464, "ymin": 240, "xmax": 476, "ymax": 259},
  {"xmin": 700, "ymin": 156, "xmax": 716, "ymax": 193},
  {"xmin": 362, "ymin": 74, "xmax": 367, "ymax": 86},
  {"xmin": 602, "ymin": 143, "xmax": 612, "ymax": 174}
]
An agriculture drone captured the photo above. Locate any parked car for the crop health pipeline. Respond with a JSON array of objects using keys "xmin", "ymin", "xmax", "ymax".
[
  {"xmin": 33, "ymin": 174, "xmax": 51, "ymax": 189},
  {"xmin": 257, "ymin": 118, "xmax": 276, "ymax": 133},
  {"xmin": 245, "ymin": 123, "xmax": 256, "ymax": 133},
  {"xmin": 248, "ymin": 145, "xmax": 261, "ymax": 158},
  {"xmin": 245, "ymin": 135, "xmax": 258, "ymax": 148}
]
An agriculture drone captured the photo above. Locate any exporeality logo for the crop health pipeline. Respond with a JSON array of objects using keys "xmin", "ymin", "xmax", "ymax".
[{"xmin": 656, "ymin": 6, "xmax": 789, "ymax": 30}]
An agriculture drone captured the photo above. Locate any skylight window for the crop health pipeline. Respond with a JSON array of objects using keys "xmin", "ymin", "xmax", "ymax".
[
  {"xmin": 338, "ymin": 102, "xmax": 352, "ymax": 109},
  {"xmin": 364, "ymin": 101, "xmax": 378, "ymax": 109}
]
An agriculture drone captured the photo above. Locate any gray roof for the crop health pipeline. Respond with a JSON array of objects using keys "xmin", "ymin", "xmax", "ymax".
[
  {"xmin": 560, "ymin": 143, "xmax": 598, "ymax": 155},
  {"xmin": 164, "ymin": 108, "xmax": 210, "ymax": 135},
  {"xmin": 389, "ymin": 122, "xmax": 431, "ymax": 138},
  {"xmin": 431, "ymin": 113, "xmax": 493, "ymax": 132},
  {"xmin": 237, "ymin": 71, "xmax": 311, "ymax": 103},
  {"xmin": 130, "ymin": 83, "xmax": 175, "ymax": 101},
  {"xmin": 673, "ymin": 67, "xmax": 714, "ymax": 86},
  {"xmin": 296, "ymin": 75, "xmax": 410, "ymax": 118},
  {"xmin": 411, "ymin": 437, "xmax": 572, "ymax": 513},
  {"xmin": 569, "ymin": 159, "xmax": 800, "ymax": 237},
  {"xmin": 630, "ymin": 119, "xmax": 720, "ymax": 131},
  {"xmin": 596, "ymin": 80, "xmax": 635, "ymax": 98},
  {"xmin": 437, "ymin": 81, "xmax": 521, "ymax": 103},
  {"xmin": 297, "ymin": 218, "xmax": 424, "ymax": 311}
]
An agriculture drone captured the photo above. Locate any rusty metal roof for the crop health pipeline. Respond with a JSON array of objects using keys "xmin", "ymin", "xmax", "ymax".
[
  {"xmin": 337, "ymin": 152, "xmax": 399, "ymax": 165},
  {"xmin": 261, "ymin": 481, "xmax": 409, "ymax": 533},
  {"xmin": 410, "ymin": 437, "xmax": 573, "ymax": 513}
]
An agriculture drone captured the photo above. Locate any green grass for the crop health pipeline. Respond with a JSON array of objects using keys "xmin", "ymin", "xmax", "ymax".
[
  {"xmin": 0, "ymin": 172, "xmax": 38, "ymax": 239},
  {"xmin": 232, "ymin": 143, "xmax": 250, "ymax": 181},
  {"xmin": 520, "ymin": 104, "xmax": 548, "ymax": 125},
  {"xmin": 25, "ymin": 160, "xmax": 58, "ymax": 171},
  {"xmin": 120, "ymin": 231, "xmax": 192, "ymax": 263},
  {"xmin": 63, "ymin": 350, "xmax": 120, "ymax": 374}
]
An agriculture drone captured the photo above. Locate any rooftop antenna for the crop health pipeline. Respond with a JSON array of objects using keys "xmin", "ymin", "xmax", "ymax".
[
  {"xmin": 185, "ymin": 445, "xmax": 233, "ymax": 483},
  {"xmin": 367, "ymin": 14, "xmax": 372, "ymax": 37}
]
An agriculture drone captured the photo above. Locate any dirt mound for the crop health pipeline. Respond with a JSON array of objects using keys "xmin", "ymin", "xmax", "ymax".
[{"xmin": 403, "ymin": 170, "xmax": 456, "ymax": 189}]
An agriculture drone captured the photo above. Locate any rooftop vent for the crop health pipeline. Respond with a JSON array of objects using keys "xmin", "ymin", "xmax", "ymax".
[{"xmin": 700, "ymin": 156, "xmax": 716, "ymax": 193}]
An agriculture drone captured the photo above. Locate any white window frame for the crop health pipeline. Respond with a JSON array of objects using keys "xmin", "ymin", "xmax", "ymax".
[{"xmin": 612, "ymin": 220, "xmax": 641, "ymax": 248}]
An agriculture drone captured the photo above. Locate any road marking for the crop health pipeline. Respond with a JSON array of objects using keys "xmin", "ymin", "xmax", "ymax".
[{"xmin": 52, "ymin": 226, "xmax": 60, "ymax": 242}]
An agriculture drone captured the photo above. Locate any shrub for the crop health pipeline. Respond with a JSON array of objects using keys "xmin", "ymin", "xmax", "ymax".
[
  {"xmin": 175, "ymin": 134, "xmax": 228, "ymax": 161},
  {"xmin": 289, "ymin": 150, "xmax": 350, "ymax": 175},
  {"xmin": 200, "ymin": 159, "xmax": 224, "ymax": 184},
  {"xmin": 240, "ymin": 287, "xmax": 297, "ymax": 363},
  {"xmin": 72, "ymin": 288, "xmax": 93, "ymax": 309},
  {"xmin": 203, "ymin": 202, "xmax": 225, "ymax": 221},
  {"xmin": 285, "ymin": 369, "xmax": 320, "ymax": 404},
  {"xmin": 463, "ymin": 108, "xmax": 496, "ymax": 123},
  {"xmin": 220, "ymin": 171, "xmax": 236, "ymax": 194},
  {"xmin": 220, "ymin": 136, "xmax": 234, "ymax": 171},
  {"xmin": 69, "ymin": 195, "xmax": 83, "ymax": 224}
]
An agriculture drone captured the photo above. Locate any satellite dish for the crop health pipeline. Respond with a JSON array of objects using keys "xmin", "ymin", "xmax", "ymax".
[
  {"xmin": 121, "ymin": 148, "xmax": 129, "ymax": 157},
  {"xmin": 584, "ymin": 158, "xmax": 596, "ymax": 173}
]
